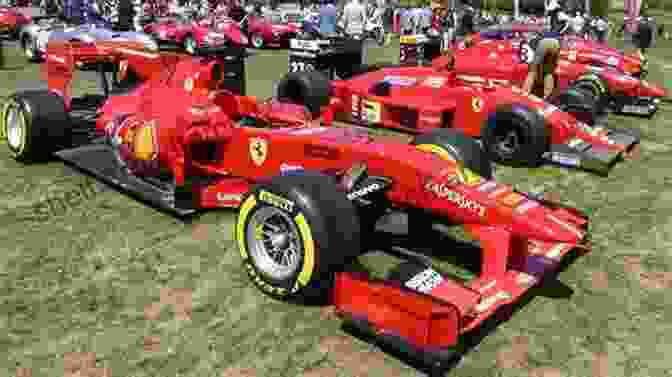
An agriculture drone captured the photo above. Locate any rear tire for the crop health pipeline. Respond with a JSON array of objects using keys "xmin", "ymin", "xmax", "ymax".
[
  {"xmin": 481, "ymin": 104, "xmax": 549, "ymax": 167},
  {"xmin": 571, "ymin": 74, "xmax": 610, "ymax": 114},
  {"xmin": 236, "ymin": 171, "xmax": 362, "ymax": 301},
  {"xmin": 1, "ymin": 91, "xmax": 70, "ymax": 162},
  {"xmin": 276, "ymin": 71, "xmax": 332, "ymax": 116},
  {"xmin": 550, "ymin": 86, "xmax": 598, "ymax": 125}
]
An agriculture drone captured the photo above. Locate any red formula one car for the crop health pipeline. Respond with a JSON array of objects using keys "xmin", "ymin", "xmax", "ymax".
[
  {"xmin": 479, "ymin": 26, "xmax": 648, "ymax": 77},
  {"xmin": 0, "ymin": 6, "xmax": 31, "ymax": 37},
  {"xmin": 1, "ymin": 44, "xmax": 590, "ymax": 368},
  {"xmin": 242, "ymin": 11, "xmax": 301, "ymax": 49},
  {"xmin": 144, "ymin": 13, "xmax": 248, "ymax": 54},
  {"xmin": 436, "ymin": 38, "xmax": 667, "ymax": 117},
  {"xmin": 279, "ymin": 63, "xmax": 639, "ymax": 174}
]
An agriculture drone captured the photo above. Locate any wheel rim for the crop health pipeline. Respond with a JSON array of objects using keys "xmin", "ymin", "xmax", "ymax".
[
  {"xmin": 246, "ymin": 205, "xmax": 302, "ymax": 281},
  {"xmin": 5, "ymin": 104, "xmax": 25, "ymax": 151},
  {"xmin": 185, "ymin": 38, "xmax": 196, "ymax": 54},
  {"xmin": 493, "ymin": 128, "xmax": 521, "ymax": 159},
  {"xmin": 24, "ymin": 39, "xmax": 34, "ymax": 58},
  {"xmin": 252, "ymin": 34, "xmax": 263, "ymax": 48}
]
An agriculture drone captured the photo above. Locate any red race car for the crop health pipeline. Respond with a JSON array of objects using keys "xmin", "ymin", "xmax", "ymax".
[
  {"xmin": 434, "ymin": 38, "xmax": 667, "ymax": 117},
  {"xmin": 144, "ymin": 12, "xmax": 248, "ymax": 54},
  {"xmin": 242, "ymin": 11, "xmax": 301, "ymax": 49},
  {"xmin": 1, "ymin": 45, "xmax": 590, "ymax": 368},
  {"xmin": 0, "ymin": 6, "xmax": 31, "ymax": 38},
  {"xmin": 478, "ymin": 27, "xmax": 649, "ymax": 78},
  {"xmin": 277, "ymin": 63, "xmax": 640, "ymax": 174}
]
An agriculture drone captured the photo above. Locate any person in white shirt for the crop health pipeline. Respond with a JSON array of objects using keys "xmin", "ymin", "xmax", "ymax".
[{"xmin": 342, "ymin": 0, "xmax": 366, "ymax": 36}]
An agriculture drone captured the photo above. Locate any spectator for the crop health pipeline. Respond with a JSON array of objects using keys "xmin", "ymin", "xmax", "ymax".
[
  {"xmin": 522, "ymin": 37, "xmax": 561, "ymax": 99},
  {"xmin": 342, "ymin": 0, "xmax": 366, "ymax": 36},
  {"xmin": 319, "ymin": 0, "xmax": 338, "ymax": 34}
]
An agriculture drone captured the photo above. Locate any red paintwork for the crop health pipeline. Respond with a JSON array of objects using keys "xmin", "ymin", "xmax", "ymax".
[
  {"xmin": 0, "ymin": 7, "xmax": 31, "ymax": 34},
  {"xmin": 433, "ymin": 41, "xmax": 667, "ymax": 99},
  {"xmin": 144, "ymin": 14, "xmax": 248, "ymax": 48},
  {"xmin": 329, "ymin": 66, "xmax": 632, "ymax": 152},
  {"xmin": 40, "ymin": 44, "xmax": 590, "ymax": 352},
  {"xmin": 246, "ymin": 14, "xmax": 300, "ymax": 47}
]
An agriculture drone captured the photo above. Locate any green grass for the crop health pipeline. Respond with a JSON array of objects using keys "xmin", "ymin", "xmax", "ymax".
[{"xmin": 1, "ymin": 24, "xmax": 672, "ymax": 377}]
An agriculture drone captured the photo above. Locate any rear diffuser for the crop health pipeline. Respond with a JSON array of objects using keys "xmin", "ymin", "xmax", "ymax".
[{"xmin": 55, "ymin": 144, "xmax": 196, "ymax": 215}]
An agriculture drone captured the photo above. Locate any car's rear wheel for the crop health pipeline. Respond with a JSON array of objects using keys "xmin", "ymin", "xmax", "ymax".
[
  {"xmin": 236, "ymin": 171, "xmax": 362, "ymax": 301},
  {"xmin": 571, "ymin": 74, "xmax": 610, "ymax": 114},
  {"xmin": 276, "ymin": 71, "xmax": 332, "ymax": 116},
  {"xmin": 550, "ymin": 86, "xmax": 598, "ymax": 125},
  {"xmin": 481, "ymin": 104, "xmax": 549, "ymax": 167},
  {"xmin": 183, "ymin": 35, "xmax": 197, "ymax": 54},
  {"xmin": 1, "ymin": 91, "xmax": 71, "ymax": 162},
  {"xmin": 251, "ymin": 33, "xmax": 264, "ymax": 49},
  {"xmin": 22, "ymin": 35, "xmax": 40, "ymax": 62}
]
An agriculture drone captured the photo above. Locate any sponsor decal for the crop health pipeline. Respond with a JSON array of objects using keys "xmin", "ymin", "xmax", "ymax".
[
  {"xmin": 304, "ymin": 144, "xmax": 339, "ymax": 159},
  {"xmin": 280, "ymin": 163, "xmax": 303, "ymax": 172},
  {"xmin": 568, "ymin": 138, "xmax": 586, "ymax": 148},
  {"xmin": 422, "ymin": 76, "xmax": 447, "ymax": 88},
  {"xmin": 606, "ymin": 56, "xmax": 619, "ymax": 66},
  {"xmin": 249, "ymin": 137, "xmax": 268, "ymax": 166},
  {"xmin": 501, "ymin": 192, "xmax": 525, "ymax": 207},
  {"xmin": 246, "ymin": 263, "xmax": 289, "ymax": 295},
  {"xmin": 258, "ymin": 190, "xmax": 294, "ymax": 212},
  {"xmin": 488, "ymin": 186, "xmax": 510, "ymax": 199},
  {"xmin": 405, "ymin": 268, "xmax": 444, "ymax": 293},
  {"xmin": 551, "ymin": 152, "xmax": 580, "ymax": 166},
  {"xmin": 425, "ymin": 181, "xmax": 486, "ymax": 216},
  {"xmin": 289, "ymin": 38, "xmax": 320, "ymax": 51},
  {"xmin": 474, "ymin": 291, "xmax": 512, "ymax": 313},
  {"xmin": 184, "ymin": 77, "xmax": 194, "ymax": 92},
  {"xmin": 291, "ymin": 127, "xmax": 328, "ymax": 135},
  {"xmin": 622, "ymin": 105, "xmax": 651, "ymax": 115},
  {"xmin": 362, "ymin": 100, "xmax": 381, "ymax": 123},
  {"xmin": 477, "ymin": 181, "xmax": 499, "ymax": 193},
  {"xmin": 472, "ymin": 97, "xmax": 484, "ymax": 112},
  {"xmin": 351, "ymin": 94, "xmax": 360, "ymax": 118},
  {"xmin": 217, "ymin": 193, "xmax": 242, "ymax": 202},
  {"xmin": 119, "ymin": 60, "xmax": 128, "ymax": 79},
  {"xmin": 383, "ymin": 76, "xmax": 417, "ymax": 86},
  {"xmin": 347, "ymin": 182, "xmax": 382, "ymax": 200}
]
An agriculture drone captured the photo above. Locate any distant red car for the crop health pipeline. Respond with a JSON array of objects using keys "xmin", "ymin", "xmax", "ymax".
[
  {"xmin": 144, "ymin": 13, "xmax": 248, "ymax": 54},
  {"xmin": 0, "ymin": 7, "xmax": 31, "ymax": 37},
  {"xmin": 434, "ymin": 39, "xmax": 667, "ymax": 117},
  {"xmin": 479, "ymin": 27, "xmax": 648, "ymax": 77},
  {"xmin": 244, "ymin": 12, "xmax": 301, "ymax": 49}
]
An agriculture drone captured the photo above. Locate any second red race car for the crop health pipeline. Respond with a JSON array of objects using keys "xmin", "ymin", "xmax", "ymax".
[
  {"xmin": 1, "ymin": 44, "xmax": 591, "ymax": 370},
  {"xmin": 437, "ymin": 36, "xmax": 666, "ymax": 117},
  {"xmin": 277, "ymin": 61, "xmax": 640, "ymax": 175}
]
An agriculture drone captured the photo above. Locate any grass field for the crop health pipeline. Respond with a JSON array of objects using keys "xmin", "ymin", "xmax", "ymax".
[{"xmin": 2, "ymin": 16, "xmax": 672, "ymax": 377}]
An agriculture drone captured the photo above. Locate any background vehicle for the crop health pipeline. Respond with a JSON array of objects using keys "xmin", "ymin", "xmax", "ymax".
[
  {"xmin": 242, "ymin": 10, "xmax": 301, "ymax": 49},
  {"xmin": 0, "ymin": 6, "xmax": 31, "ymax": 38}
]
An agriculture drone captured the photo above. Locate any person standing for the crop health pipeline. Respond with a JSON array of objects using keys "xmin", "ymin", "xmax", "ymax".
[
  {"xmin": 342, "ymin": 0, "xmax": 366, "ymax": 36},
  {"xmin": 319, "ymin": 0, "xmax": 338, "ymax": 35},
  {"xmin": 522, "ymin": 36, "xmax": 561, "ymax": 99}
]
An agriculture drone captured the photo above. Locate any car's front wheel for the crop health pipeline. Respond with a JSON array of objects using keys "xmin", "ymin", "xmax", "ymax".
[{"xmin": 236, "ymin": 171, "xmax": 362, "ymax": 301}]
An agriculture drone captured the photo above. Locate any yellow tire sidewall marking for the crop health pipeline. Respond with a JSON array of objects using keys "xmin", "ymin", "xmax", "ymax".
[
  {"xmin": 416, "ymin": 143, "xmax": 454, "ymax": 161},
  {"xmin": 236, "ymin": 193, "xmax": 317, "ymax": 292}
]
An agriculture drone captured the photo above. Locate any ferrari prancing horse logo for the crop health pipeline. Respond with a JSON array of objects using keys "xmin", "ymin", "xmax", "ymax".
[
  {"xmin": 249, "ymin": 137, "xmax": 268, "ymax": 166},
  {"xmin": 472, "ymin": 97, "xmax": 484, "ymax": 112}
]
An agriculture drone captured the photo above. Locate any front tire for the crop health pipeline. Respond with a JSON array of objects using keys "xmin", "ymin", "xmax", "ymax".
[
  {"xmin": 236, "ymin": 171, "xmax": 362, "ymax": 301},
  {"xmin": 481, "ymin": 104, "xmax": 549, "ymax": 167},
  {"xmin": 22, "ymin": 35, "xmax": 40, "ymax": 62},
  {"xmin": 1, "ymin": 91, "xmax": 70, "ymax": 162}
]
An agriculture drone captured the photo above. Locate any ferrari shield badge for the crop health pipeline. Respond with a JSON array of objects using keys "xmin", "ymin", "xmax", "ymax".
[
  {"xmin": 249, "ymin": 137, "xmax": 268, "ymax": 166},
  {"xmin": 472, "ymin": 97, "xmax": 484, "ymax": 112}
]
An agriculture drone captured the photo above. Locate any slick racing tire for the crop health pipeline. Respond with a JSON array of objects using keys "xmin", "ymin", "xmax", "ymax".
[
  {"xmin": 1, "ymin": 91, "xmax": 70, "ymax": 162},
  {"xmin": 276, "ymin": 71, "xmax": 332, "ymax": 117},
  {"xmin": 571, "ymin": 74, "xmax": 610, "ymax": 114},
  {"xmin": 411, "ymin": 129, "xmax": 494, "ymax": 180},
  {"xmin": 481, "ymin": 104, "xmax": 549, "ymax": 167},
  {"xmin": 236, "ymin": 171, "xmax": 362, "ymax": 301},
  {"xmin": 549, "ymin": 86, "xmax": 598, "ymax": 126},
  {"xmin": 634, "ymin": 22, "xmax": 654, "ymax": 50},
  {"xmin": 183, "ymin": 35, "xmax": 197, "ymax": 55}
]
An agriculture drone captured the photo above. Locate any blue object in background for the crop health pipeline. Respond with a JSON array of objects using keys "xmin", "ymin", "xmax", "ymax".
[{"xmin": 319, "ymin": 3, "xmax": 338, "ymax": 35}]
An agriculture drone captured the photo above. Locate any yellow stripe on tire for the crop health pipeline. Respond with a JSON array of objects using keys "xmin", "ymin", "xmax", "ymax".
[
  {"xmin": 416, "ymin": 143, "xmax": 455, "ymax": 161},
  {"xmin": 294, "ymin": 213, "xmax": 315, "ymax": 288},
  {"xmin": 236, "ymin": 194, "xmax": 258, "ymax": 259},
  {"xmin": 0, "ymin": 100, "xmax": 13, "ymax": 140}
]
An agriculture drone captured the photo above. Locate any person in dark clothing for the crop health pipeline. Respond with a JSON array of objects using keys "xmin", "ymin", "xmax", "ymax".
[{"xmin": 117, "ymin": 0, "xmax": 134, "ymax": 30}]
